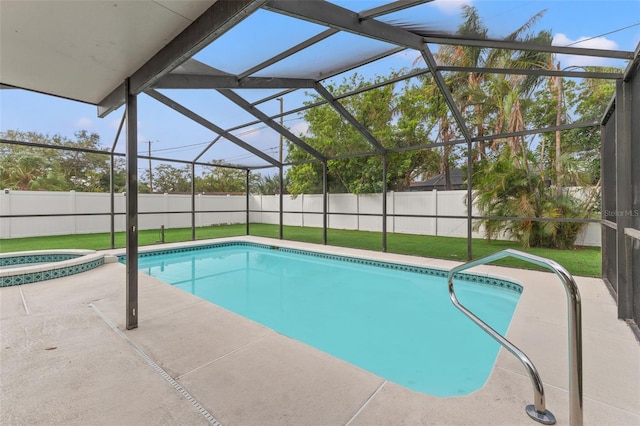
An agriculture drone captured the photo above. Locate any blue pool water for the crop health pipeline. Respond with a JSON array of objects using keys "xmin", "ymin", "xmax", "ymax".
[{"xmin": 131, "ymin": 243, "xmax": 520, "ymax": 396}]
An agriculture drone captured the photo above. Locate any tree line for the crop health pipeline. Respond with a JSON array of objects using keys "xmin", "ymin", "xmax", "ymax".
[{"xmin": 0, "ymin": 129, "xmax": 282, "ymax": 195}]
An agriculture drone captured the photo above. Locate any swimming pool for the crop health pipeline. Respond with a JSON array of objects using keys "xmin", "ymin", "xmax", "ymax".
[{"xmin": 123, "ymin": 242, "xmax": 521, "ymax": 396}]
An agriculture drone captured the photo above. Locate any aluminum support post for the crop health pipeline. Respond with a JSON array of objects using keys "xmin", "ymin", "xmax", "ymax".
[{"xmin": 125, "ymin": 79, "xmax": 138, "ymax": 330}]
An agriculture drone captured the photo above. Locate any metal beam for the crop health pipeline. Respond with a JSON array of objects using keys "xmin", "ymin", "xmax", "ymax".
[
  {"xmin": 204, "ymin": 160, "xmax": 250, "ymax": 169},
  {"xmin": 438, "ymin": 66, "xmax": 623, "ymax": 80},
  {"xmin": 98, "ymin": 83, "xmax": 126, "ymax": 118},
  {"xmin": 155, "ymin": 74, "xmax": 316, "ymax": 89},
  {"xmin": 616, "ymin": 79, "xmax": 633, "ymax": 319},
  {"xmin": 193, "ymin": 136, "xmax": 222, "ymax": 163},
  {"xmin": 423, "ymin": 35, "xmax": 634, "ymax": 60},
  {"xmin": 314, "ymin": 82, "xmax": 386, "ymax": 153},
  {"xmin": 246, "ymin": 164, "xmax": 280, "ymax": 171},
  {"xmin": 388, "ymin": 121, "xmax": 599, "ymax": 154},
  {"xmin": 601, "ymin": 93, "xmax": 617, "ymax": 125},
  {"xmin": 217, "ymin": 89, "xmax": 325, "ymax": 161},
  {"xmin": 264, "ymin": 0, "xmax": 424, "ymax": 50},
  {"xmin": 251, "ymin": 89, "xmax": 297, "ymax": 107},
  {"xmin": 109, "ymin": 153, "xmax": 115, "ymax": 250},
  {"xmin": 191, "ymin": 163, "xmax": 196, "ymax": 241},
  {"xmin": 623, "ymin": 43, "xmax": 640, "ymax": 82},
  {"xmin": 472, "ymin": 121, "xmax": 600, "ymax": 143},
  {"xmin": 279, "ymin": 166, "xmax": 284, "ymax": 239},
  {"xmin": 382, "ymin": 153, "xmax": 388, "ymax": 252},
  {"xmin": 0, "ymin": 137, "xmax": 249, "ymax": 171},
  {"xmin": 171, "ymin": 57, "xmax": 234, "ymax": 76},
  {"xmin": 624, "ymin": 227, "xmax": 640, "ymax": 240},
  {"xmin": 109, "ymin": 109, "xmax": 125, "ymax": 250},
  {"xmin": 335, "ymin": 67, "xmax": 431, "ymax": 100},
  {"xmin": 111, "ymin": 110, "xmax": 126, "ymax": 153},
  {"xmin": 146, "ymin": 89, "xmax": 280, "ymax": 167},
  {"xmin": 420, "ymin": 49, "xmax": 474, "ymax": 142},
  {"xmin": 125, "ymin": 79, "xmax": 138, "ymax": 330},
  {"xmin": 330, "ymin": 151, "xmax": 381, "ymax": 161},
  {"xmin": 466, "ymin": 142, "xmax": 473, "ymax": 261},
  {"xmin": 246, "ymin": 170, "xmax": 251, "ymax": 235},
  {"xmin": 389, "ymin": 139, "xmax": 463, "ymax": 153},
  {"xmin": 138, "ymin": 153, "xmax": 245, "ymax": 169},
  {"xmin": 98, "ymin": 0, "xmax": 266, "ymax": 117},
  {"xmin": 397, "ymin": 122, "xmax": 590, "ymax": 150},
  {"xmin": 239, "ymin": 28, "xmax": 339, "ymax": 79},
  {"xmin": 323, "ymin": 161, "xmax": 328, "ymax": 245},
  {"xmin": 0, "ymin": 138, "xmax": 111, "ymax": 156},
  {"xmin": 359, "ymin": 0, "xmax": 434, "ymax": 19}
]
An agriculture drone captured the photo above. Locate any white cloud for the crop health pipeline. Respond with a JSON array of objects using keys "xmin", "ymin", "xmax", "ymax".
[
  {"xmin": 74, "ymin": 116, "xmax": 93, "ymax": 129},
  {"xmin": 433, "ymin": 0, "xmax": 473, "ymax": 15},
  {"xmin": 291, "ymin": 121, "xmax": 310, "ymax": 137},
  {"xmin": 552, "ymin": 33, "xmax": 620, "ymax": 67},
  {"xmin": 553, "ymin": 33, "xmax": 618, "ymax": 51}
]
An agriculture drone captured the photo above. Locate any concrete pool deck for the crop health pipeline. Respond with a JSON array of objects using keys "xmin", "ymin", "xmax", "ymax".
[{"xmin": 1, "ymin": 236, "xmax": 638, "ymax": 425}]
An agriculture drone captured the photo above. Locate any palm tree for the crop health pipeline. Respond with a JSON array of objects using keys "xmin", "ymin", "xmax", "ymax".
[
  {"xmin": 253, "ymin": 173, "xmax": 285, "ymax": 195},
  {"xmin": 432, "ymin": 5, "xmax": 491, "ymax": 161},
  {"xmin": 0, "ymin": 152, "xmax": 69, "ymax": 191},
  {"xmin": 473, "ymin": 146, "xmax": 588, "ymax": 248},
  {"xmin": 430, "ymin": 6, "xmax": 552, "ymax": 156},
  {"xmin": 491, "ymin": 35, "xmax": 553, "ymax": 155}
]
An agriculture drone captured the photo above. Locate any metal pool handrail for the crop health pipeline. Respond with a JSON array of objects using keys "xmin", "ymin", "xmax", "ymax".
[{"xmin": 447, "ymin": 249, "xmax": 583, "ymax": 426}]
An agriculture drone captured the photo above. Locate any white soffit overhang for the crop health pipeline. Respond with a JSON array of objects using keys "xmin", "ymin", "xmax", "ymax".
[{"xmin": 0, "ymin": 0, "xmax": 216, "ymax": 105}]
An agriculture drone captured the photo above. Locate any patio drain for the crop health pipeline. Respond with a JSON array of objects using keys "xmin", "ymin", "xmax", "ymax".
[{"xmin": 89, "ymin": 303, "xmax": 221, "ymax": 426}]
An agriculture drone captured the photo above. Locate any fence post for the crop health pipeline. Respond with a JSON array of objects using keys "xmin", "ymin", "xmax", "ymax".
[
  {"xmin": 391, "ymin": 191, "xmax": 395, "ymax": 234},
  {"xmin": 434, "ymin": 189, "xmax": 438, "ymax": 237},
  {"xmin": 327, "ymin": 193, "xmax": 331, "ymax": 231},
  {"xmin": 191, "ymin": 163, "xmax": 196, "ymax": 241},
  {"xmin": 70, "ymin": 190, "xmax": 77, "ymax": 234},
  {"xmin": 356, "ymin": 193, "xmax": 360, "ymax": 231},
  {"xmin": 197, "ymin": 193, "xmax": 202, "ymax": 228},
  {"xmin": 0, "ymin": 189, "xmax": 11, "ymax": 238},
  {"xmin": 163, "ymin": 192, "xmax": 169, "ymax": 230}
]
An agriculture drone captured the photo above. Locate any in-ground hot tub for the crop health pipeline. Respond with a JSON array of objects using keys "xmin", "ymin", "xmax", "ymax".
[{"xmin": 0, "ymin": 249, "xmax": 105, "ymax": 287}]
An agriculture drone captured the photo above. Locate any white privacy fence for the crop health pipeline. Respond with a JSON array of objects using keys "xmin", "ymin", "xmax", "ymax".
[
  {"xmin": 0, "ymin": 190, "xmax": 601, "ymax": 246},
  {"xmin": 250, "ymin": 191, "xmax": 473, "ymax": 237},
  {"xmin": 0, "ymin": 191, "xmax": 246, "ymax": 239}
]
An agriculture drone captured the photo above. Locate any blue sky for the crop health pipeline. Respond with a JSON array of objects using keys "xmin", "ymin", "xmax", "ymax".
[{"xmin": 1, "ymin": 0, "xmax": 639, "ymax": 172}]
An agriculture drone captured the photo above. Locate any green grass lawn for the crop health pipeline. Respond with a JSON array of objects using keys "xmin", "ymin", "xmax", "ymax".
[
  {"xmin": 0, "ymin": 224, "xmax": 248, "ymax": 252},
  {"xmin": 0, "ymin": 223, "xmax": 601, "ymax": 277}
]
